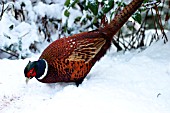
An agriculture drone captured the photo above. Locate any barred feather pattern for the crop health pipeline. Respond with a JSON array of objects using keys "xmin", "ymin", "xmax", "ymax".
[
  {"xmin": 39, "ymin": 31, "xmax": 108, "ymax": 83},
  {"xmin": 38, "ymin": 0, "xmax": 144, "ymax": 84}
]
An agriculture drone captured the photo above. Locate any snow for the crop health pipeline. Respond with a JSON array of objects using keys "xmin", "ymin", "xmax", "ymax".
[
  {"xmin": 33, "ymin": 2, "xmax": 63, "ymax": 19},
  {"xmin": 62, "ymin": 7, "xmax": 82, "ymax": 28},
  {"xmin": 0, "ymin": 31, "xmax": 170, "ymax": 113}
]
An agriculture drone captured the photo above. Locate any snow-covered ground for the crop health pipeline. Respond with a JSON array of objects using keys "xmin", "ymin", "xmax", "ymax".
[{"xmin": 0, "ymin": 31, "xmax": 170, "ymax": 113}]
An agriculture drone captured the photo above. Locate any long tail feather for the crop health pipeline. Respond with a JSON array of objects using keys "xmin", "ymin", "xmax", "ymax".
[{"xmin": 101, "ymin": 0, "xmax": 144, "ymax": 38}]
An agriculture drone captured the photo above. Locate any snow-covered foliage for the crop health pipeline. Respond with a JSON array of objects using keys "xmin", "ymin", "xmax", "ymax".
[
  {"xmin": 0, "ymin": 0, "xmax": 169, "ymax": 59},
  {"xmin": 0, "ymin": 0, "xmax": 83, "ymax": 59},
  {"xmin": 0, "ymin": 0, "xmax": 149, "ymax": 59}
]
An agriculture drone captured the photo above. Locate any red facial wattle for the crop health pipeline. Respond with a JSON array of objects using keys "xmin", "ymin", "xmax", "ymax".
[{"xmin": 27, "ymin": 68, "xmax": 36, "ymax": 78}]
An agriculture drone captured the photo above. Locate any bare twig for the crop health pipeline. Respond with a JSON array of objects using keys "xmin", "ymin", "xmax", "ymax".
[
  {"xmin": 0, "ymin": 48, "xmax": 19, "ymax": 58},
  {"xmin": 0, "ymin": 1, "xmax": 13, "ymax": 21},
  {"xmin": 165, "ymin": 0, "xmax": 170, "ymax": 22},
  {"xmin": 154, "ymin": 5, "xmax": 168, "ymax": 42},
  {"xmin": 0, "ymin": 48, "xmax": 25, "ymax": 59},
  {"xmin": 151, "ymin": 8, "xmax": 159, "ymax": 41},
  {"xmin": 0, "ymin": 1, "xmax": 5, "ymax": 20}
]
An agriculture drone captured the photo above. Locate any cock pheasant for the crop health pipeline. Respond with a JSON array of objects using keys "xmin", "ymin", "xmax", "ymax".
[{"xmin": 24, "ymin": 0, "xmax": 144, "ymax": 86}]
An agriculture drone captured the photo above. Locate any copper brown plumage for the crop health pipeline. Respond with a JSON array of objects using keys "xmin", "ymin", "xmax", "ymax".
[{"xmin": 24, "ymin": 0, "xmax": 144, "ymax": 86}]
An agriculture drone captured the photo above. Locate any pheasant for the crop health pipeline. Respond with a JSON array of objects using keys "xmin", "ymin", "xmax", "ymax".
[{"xmin": 24, "ymin": 0, "xmax": 144, "ymax": 86}]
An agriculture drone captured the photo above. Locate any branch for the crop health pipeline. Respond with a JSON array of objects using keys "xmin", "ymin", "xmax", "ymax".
[
  {"xmin": 0, "ymin": 48, "xmax": 25, "ymax": 59},
  {"xmin": 0, "ymin": 48, "xmax": 19, "ymax": 58},
  {"xmin": 0, "ymin": 1, "xmax": 13, "ymax": 21},
  {"xmin": 154, "ymin": 5, "xmax": 168, "ymax": 42},
  {"xmin": 0, "ymin": 1, "xmax": 5, "ymax": 20}
]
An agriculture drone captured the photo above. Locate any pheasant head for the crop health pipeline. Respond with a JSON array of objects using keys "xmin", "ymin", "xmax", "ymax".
[{"xmin": 24, "ymin": 59, "xmax": 48, "ymax": 83}]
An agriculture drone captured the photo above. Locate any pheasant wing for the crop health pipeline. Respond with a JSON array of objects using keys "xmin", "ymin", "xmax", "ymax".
[{"xmin": 66, "ymin": 37, "xmax": 106, "ymax": 63}]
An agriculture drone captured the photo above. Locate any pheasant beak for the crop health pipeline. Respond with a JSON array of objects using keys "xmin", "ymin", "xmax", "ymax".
[{"xmin": 25, "ymin": 78, "xmax": 30, "ymax": 84}]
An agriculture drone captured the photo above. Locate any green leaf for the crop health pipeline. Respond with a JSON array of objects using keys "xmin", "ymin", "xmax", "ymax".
[
  {"xmin": 93, "ymin": 17, "xmax": 97, "ymax": 24},
  {"xmin": 71, "ymin": 0, "xmax": 79, "ymax": 7},
  {"xmin": 88, "ymin": 0, "xmax": 99, "ymax": 15},
  {"xmin": 133, "ymin": 12, "xmax": 142, "ymax": 24},
  {"xmin": 102, "ymin": 0, "xmax": 114, "ymax": 13},
  {"xmin": 116, "ymin": 1, "xmax": 126, "ymax": 7},
  {"xmin": 64, "ymin": 24, "xmax": 67, "ymax": 32},
  {"xmin": 64, "ymin": 0, "xmax": 70, "ymax": 7},
  {"xmin": 116, "ymin": 1, "xmax": 122, "ymax": 6},
  {"xmin": 143, "ymin": 0, "xmax": 149, "ymax": 3},
  {"xmin": 74, "ymin": 16, "xmax": 81, "ymax": 22},
  {"xmin": 64, "ymin": 10, "xmax": 70, "ymax": 17}
]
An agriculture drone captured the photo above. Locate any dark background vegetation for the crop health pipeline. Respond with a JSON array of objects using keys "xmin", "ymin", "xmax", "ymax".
[{"xmin": 0, "ymin": 0, "xmax": 169, "ymax": 59}]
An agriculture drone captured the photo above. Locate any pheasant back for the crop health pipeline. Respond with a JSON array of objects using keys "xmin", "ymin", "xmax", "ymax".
[{"xmin": 39, "ymin": 30, "xmax": 111, "ymax": 84}]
